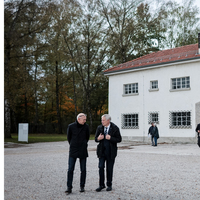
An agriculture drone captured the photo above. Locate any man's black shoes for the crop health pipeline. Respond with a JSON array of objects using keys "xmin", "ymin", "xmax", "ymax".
[
  {"xmin": 106, "ymin": 186, "xmax": 112, "ymax": 191},
  {"xmin": 80, "ymin": 187, "xmax": 85, "ymax": 192},
  {"xmin": 65, "ymin": 188, "xmax": 72, "ymax": 194},
  {"xmin": 96, "ymin": 185, "xmax": 106, "ymax": 192}
]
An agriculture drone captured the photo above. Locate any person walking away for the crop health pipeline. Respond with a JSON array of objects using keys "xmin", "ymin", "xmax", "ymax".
[
  {"xmin": 95, "ymin": 114, "xmax": 122, "ymax": 192},
  {"xmin": 153, "ymin": 123, "xmax": 159, "ymax": 146},
  {"xmin": 148, "ymin": 122, "xmax": 155, "ymax": 146},
  {"xmin": 196, "ymin": 123, "xmax": 200, "ymax": 147},
  {"xmin": 65, "ymin": 113, "xmax": 90, "ymax": 194}
]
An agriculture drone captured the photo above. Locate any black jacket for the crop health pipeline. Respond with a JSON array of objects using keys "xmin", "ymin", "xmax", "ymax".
[
  {"xmin": 196, "ymin": 124, "xmax": 200, "ymax": 147},
  {"xmin": 148, "ymin": 126, "xmax": 154, "ymax": 136},
  {"xmin": 196, "ymin": 123, "xmax": 200, "ymax": 137},
  {"xmin": 95, "ymin": 122, "xmax": 122, "ymax": 160},
  {"xmin": 148, "ymin": 126, "xmax": 159, "ymax": 138},
  {"xmin": 67, "ymin": 120, "xmax": 90, "ymax": 158}
]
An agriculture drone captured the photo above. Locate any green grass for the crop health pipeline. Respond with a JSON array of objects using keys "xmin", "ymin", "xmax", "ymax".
[{"xmin": 4, "ymin": 133, "xmax": 95, "ymax": 144}]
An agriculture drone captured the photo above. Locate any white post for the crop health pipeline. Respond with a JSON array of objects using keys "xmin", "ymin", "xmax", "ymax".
[{"xmin": 18, "ymin": 123, "xmax": 29, "ymax": 143}]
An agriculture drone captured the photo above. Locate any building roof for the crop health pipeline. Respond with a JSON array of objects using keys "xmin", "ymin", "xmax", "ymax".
[{"xmin": 104, "ymin": 43, "xmax": 200, "ymax": 75}]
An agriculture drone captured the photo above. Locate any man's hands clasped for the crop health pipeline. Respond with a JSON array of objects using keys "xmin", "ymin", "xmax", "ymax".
[{"xmin": 98, "ymin": 133, "xmax": 111, "ymax": 141}]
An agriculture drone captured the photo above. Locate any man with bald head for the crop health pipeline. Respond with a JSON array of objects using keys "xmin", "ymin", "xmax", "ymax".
[{"xmin": 65, "ymin": 113, "xmax": 90, "ymax": 194}]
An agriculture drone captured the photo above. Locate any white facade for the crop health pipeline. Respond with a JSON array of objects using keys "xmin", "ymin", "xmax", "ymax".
[{"xmin": 106, "ymin": 58, "xmax": 200, "ymax": 143}]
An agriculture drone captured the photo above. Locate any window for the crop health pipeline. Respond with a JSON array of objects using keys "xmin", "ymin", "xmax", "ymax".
[
  {"xmin": 171, "ymin": 77, "xmax": 190, "ymax": 90},
  {"xmin": 150, "ymin": 81, "xmax": 158, "ymax": 89},
  {"xmin": 124, "ymin": 83, "xmax": 138, "ymax": 95},
  {"xmin": 148, "ymin": 112, "xmax": 159, "ymax": 124},
  {"xmin": 121, "ymin": 113, "xmax": 139, "ymax": 129},
  {"xmin": 169, "ymin": 111, "xmax": 191, "ymax": 129}
]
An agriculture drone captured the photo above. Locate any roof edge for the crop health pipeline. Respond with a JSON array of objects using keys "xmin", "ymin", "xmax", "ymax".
[{"xmin": 104, "ymin": 56, "xmax": 200, "ymax": 76}]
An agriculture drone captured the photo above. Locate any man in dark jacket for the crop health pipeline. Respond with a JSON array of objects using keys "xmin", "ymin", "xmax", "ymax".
[
  {"xmin": 95, "ymin": 114, "xmax": 122, "ymax": 192},
  {"xmin": 153, "ymin": 123, "xmax": 159, "ymax": 146},
  {"xmin": 148, "ymin": 123, "xmax": 159, "ymax": 146},
  {"xmin": 148, "ymin": 122, "xmax": 155, "ymax": 146},
  {"xmin": 65, "ymin": 113, "xmax": 90, "ymax": 194},
  {"xmin": 196, "ymin": 123, "xmax": 200, "ymax": 147}
]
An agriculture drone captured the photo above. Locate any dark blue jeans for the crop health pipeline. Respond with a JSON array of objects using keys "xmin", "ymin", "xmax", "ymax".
[
  {"xmin": 67, "ymin": 157, "xmax": 87, "ymax": 189},
  {"xmin": 98, "ymin": 156, "xmax": 115, "ymax": 187},
  {"xmin": 154, "ymin": 136, "xmax": 157, "ymax": 146}
]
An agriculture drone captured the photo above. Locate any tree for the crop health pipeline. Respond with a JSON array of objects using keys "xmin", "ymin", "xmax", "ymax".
[
  {"xmin": 163, "ymin": 0, "xmax": 200, "ymax": 48},
  {"xmin": 5, "ymin": 0, "xmax": 199, "ymax": 136},
  {"xmin": 4, "ymin": 0, "xmax": 55, "ymax": 137},
  {"xmin": 98, "ymin": 0, "xmax": 167, "ymax": 65},
  {"xmin": 62, "ymin": 0, "xmax": 111, "ymax": 132},
  {"xmin": 133, "ymin": 3, "xmax": 167, "ymax": 56}
]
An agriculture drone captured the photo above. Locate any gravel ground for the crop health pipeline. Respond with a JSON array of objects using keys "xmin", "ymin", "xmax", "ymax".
[{"xmin": 4, "ymin": 141, "xmax": 200, "ymax": 200}]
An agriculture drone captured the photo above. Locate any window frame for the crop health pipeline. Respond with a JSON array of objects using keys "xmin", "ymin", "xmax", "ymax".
[
  {"xmin": 170, "ymin": 76, "xmax": 190, "ymax": 92},
  {"xmin": 169, "ymin": 111, "xmax": 192, "ymax": 129},
  {"xmin": 121, "ymin": 113, "xmax": 139, "ymax": 129},
  {"xmin": 148, "ymin": 112, "xmax": 159, "ymax": 124},
  {"xmin": 149, "ymin": 80, "xmax": 159, "ymax": 92},
  {"xmin": 123, "ymin": 83, "xmax": 139, "ymax": 96}
]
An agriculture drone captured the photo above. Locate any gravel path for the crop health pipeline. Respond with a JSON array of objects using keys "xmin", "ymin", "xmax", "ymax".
[{"xmin": 4, "ymin": 141, "xmax": 200, "ymax": 200}]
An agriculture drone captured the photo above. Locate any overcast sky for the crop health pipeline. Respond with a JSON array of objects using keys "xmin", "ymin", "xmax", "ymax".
[
  {"xmin": 176, "ymin": 0, "xmax": 200, "ymax": 11},
  {"xmin": 160, "ymin": 0, "xmax": 200, "ymax": 13}
]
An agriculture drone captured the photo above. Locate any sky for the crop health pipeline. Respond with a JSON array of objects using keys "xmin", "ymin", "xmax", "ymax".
[
  {"xmin": 176, "ymin": 0, "xmax": 200, "ymax": 14},
  {"xmin": 180, "ymin": 0, "xmax": 200, "ymax": 9},
  {"xmin": 151, "ymin": 0, "xmax": 200, "ymax": 15}
]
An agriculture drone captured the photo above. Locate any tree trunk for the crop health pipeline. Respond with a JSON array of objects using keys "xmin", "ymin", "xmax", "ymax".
[
  {"xmin": 4, "ymin": 99, "xmax": 11, "ymax": 138},
  {"xmin": 72, "ymin": 66, "xmax": 77, "ymax": 118},
  {"xmin": 82, "ymin": 86, "xmax": 86, "ymax": 114},
  {"xmin": 4, "ymin": 43, "xmax": 11, "ymax": 138},
  {"xmin": 56, "ymin": 61, "xmax": 62, "ymax": 134},
  {"xmin": 86, "ymin": 92, "xmax": 93, "ymax": 134},
  {"xmin": 51, "ymin": 96, "xmax": 55, "ymax": 132},
  {"xmin": 24, "ymin": 92, "xmax": 28, "ymax": 123},
  {"xmin": 12, "ymin": 109, "xmax": 18, "ymax": 133},
  {"xmin": 44, "ymin": 102, "xmax": 47, "ymax": 133},
  {"xmin": 34, "ymin": 63, "xmax": 38, "ymax": 133}
]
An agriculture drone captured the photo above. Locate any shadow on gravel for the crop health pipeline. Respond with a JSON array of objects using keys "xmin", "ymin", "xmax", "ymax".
[{"xmin": 4, "ymin": 143, "xmax": 29, "ymax": 148}]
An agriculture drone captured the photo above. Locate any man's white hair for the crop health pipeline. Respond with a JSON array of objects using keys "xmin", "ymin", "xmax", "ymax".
[
  {"xmin": 77, "ymin": 113, "xmax": 86, "ymax": 120},
  {"xmin": 102, "ymin": 114, "xmax": 111, "ymax": 121}
]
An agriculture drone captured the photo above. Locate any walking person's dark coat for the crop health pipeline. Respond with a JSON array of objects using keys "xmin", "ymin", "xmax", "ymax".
[
  {"xmin": 65, "ymin": 113, "xmax": 90, "ymax": 194},
  {"xmin": 67, "ymin": 120, "xmax": 89, "ymax": 158},
  {"xmin": 148, "ymin": 123, "xmax": 155, "ymax": 146},
  {"xmin": 195, "ymin": 123, "xmax": 200, "ymax": 147},
  {"xmin": 148, "ymin": 123, "xmax": 159, "ymax": 146}
]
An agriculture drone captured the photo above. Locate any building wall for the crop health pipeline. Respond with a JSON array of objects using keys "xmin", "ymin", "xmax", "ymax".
[{"xmin": 108, "ymin": 60, "xmax": 200, "ymax": 143}]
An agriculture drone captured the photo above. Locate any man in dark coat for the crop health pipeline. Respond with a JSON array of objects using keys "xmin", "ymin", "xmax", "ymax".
[
  {"xmin": 148, "ymin": 123, "xmax": 159, "ymax": 146},
  {"xmin": 153, "ymin": 123, "xmax": 159, "ymax": 146},
  {"xmin": 195, "ymin": 123, "xmax": 200, "ymax": 147},
  {"xmin": 95, "ymin": 114, "xmax": 122, "ymax": 192},
  {"xmin": 148, "ymin": 122, "xmax": 155, "ymax": 146},
  {"xmin": 65, "ymin": 113, "xmax": 90, "ymax": 194}
]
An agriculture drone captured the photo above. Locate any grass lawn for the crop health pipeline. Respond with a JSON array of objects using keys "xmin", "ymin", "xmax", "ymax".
[{"xmin": 4, "ymin": 133, "xmax": 95, "ymax": 144}]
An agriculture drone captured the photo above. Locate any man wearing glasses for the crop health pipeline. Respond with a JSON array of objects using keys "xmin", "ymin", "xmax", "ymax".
[{"xmin": 95, "ymin": 114, "xmax": 122, "ymax": 192}]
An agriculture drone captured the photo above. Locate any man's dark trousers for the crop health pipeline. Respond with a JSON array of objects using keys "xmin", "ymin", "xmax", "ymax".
[
  {"xmin": 99, "ymin": 155, "xmax": 115, "ymax": 187},
  {"xmin": 98, "ymin": 132, "xmax": 115, "ymax": 187},
  {"xmin": 67, "ymin": 157, "xmax": 86, "ymax": 189}
]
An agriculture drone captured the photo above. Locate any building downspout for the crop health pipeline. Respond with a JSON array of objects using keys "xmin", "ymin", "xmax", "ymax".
[
  {"xmin": 142, "ymin": 74, "xmax": 145, "ymax": 142},
  {"xmin": 198, "ymin": 33, "xmax": 200, "ymax": 54}
]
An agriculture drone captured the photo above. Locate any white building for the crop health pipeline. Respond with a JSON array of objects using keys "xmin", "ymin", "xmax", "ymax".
[{"xmin": 104, "ymin": 43, "xmax": 200, "ymax": 143}]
